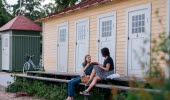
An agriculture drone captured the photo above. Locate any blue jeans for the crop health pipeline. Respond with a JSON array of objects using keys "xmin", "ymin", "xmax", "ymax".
[{"xmin": 68, "ymin": 77, "xmax": 81, "ymax": 97}]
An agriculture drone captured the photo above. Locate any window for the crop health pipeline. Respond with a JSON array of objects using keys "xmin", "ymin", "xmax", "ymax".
[
  {"xmin": 101, "ymin": 20, "xmax": 112, "ymax": 37},
  {"xmin": 59, "ymin": 29, "xmax": 66, "ymax": 42},
  {"xmin": 132, "ymin": 14, "xmax": 145, "ymax": 34},
  {"xmin": 78, "ymin": 25, "xmax": 86, "ymax": 40}
]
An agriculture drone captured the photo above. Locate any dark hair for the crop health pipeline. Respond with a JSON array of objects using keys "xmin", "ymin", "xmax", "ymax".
[
  {"xmin": 101, "ymin": 47, "xmax": 110, "ymax": 57},
  {"xmin": 84, "ymin": 54, "xmax": 90, "ymax": 66}
]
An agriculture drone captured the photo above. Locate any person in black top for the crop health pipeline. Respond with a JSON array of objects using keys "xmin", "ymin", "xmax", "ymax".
[
  {"xmin": 66, "ymin": 55, "xmax": 93, "ymax": 100},
  {"xmin": 80, "ymin": 47, "xmax": 114, "ymax": 95}
]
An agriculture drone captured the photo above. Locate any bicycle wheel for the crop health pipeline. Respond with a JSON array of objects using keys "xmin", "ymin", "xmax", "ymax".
[{"xmin": 23, "ymin": 62, "xmax": 31, "ymax": 73}]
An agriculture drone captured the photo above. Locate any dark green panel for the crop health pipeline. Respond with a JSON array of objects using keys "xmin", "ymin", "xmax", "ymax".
[
  {"xmin": 11, "ymin": 31, "xmax": 41, "ymax": 71},
  {"xmin": 12, "ymin": 30, "xmax": 40, "ymax": 36}
]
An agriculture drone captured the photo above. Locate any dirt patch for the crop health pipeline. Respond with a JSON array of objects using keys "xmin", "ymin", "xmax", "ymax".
[{"xmin": 0, "ymin": 85, "xmax": 44, "ymax": 100}]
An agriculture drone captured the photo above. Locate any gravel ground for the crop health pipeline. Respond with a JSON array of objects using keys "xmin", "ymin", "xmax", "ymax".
[
  {"xmin": 0, "ymin": 72, "xmax": 44, "ymax": 100},
  {"xmin": 0, "ymin": 85, "xmax": 44, "ymax": 100}
]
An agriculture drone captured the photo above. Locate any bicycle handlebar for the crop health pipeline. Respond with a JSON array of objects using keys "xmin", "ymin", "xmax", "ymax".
[{"xmin": 25, "ymin": 53, "xmax": 35, "ymax": 59}]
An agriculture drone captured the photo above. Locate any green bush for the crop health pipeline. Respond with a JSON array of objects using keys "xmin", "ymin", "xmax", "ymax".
[
  {"xmin": 6, "ymin": 77, "xmax": 111, "ymax": 100},
  {"xmin": 6, "ymin": 78, "xmax": 67, "ymax": 100}
]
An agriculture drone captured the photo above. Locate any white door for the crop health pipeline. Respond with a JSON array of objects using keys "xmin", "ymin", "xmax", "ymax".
[
  {"xmin": 57, "ymin": 23, "xmax": 68, "ymax": 72},
  {"xmin": 97, "ymin": 12, "xmax": 116, "ymax": 69},
  {"xmin": 75, "ymin": 18, "xmax": 89, "ymax": 72},
  {"xmin": 2, "ymin": 34, "xmax": 10, "ymax": 70},
  {"xmin": 127, "ymin": 4, "xmax": 151, "ymax": 76}
]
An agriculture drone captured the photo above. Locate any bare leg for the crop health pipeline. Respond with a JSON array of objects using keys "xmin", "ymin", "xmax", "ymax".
[
  {"xmin": 88, "ymin": 69, "xmax": 96, "ymax": 82},
  {"xmin": 86, "ymin": 76, "xmax": 101, "ymax": 92}
]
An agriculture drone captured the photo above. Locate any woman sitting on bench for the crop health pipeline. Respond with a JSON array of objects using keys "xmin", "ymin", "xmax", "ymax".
[
  {"xmin": 80, "ymin": 47, "xmax": 114, "ymax": 95},
  {"xmin": 66, "ymin": 55, "xmax": 94, "ymax": 100}
]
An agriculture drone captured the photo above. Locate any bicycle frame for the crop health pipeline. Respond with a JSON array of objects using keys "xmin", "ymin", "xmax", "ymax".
[{"xmin": 29, "ymin": 59, "xmax": 37, "ymax": 68}]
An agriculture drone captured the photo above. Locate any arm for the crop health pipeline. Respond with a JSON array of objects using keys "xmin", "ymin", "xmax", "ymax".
[
  {"xmin": 99, "ymin": 63, "xmax": 110, "ymax": 71},
  {"xmin": 82, "ymin": 63, "xmax": 90, "ymax": 72}
]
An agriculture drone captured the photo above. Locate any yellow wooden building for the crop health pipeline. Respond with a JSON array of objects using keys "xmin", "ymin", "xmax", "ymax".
[{"xmin": 36, "ymin": 0, "xmax": 170, "ymax": 77}]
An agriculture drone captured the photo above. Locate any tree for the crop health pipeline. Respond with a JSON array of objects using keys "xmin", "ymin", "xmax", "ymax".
[
  {"xmin": 12, "ymin": 0, "xmax": 45, "ymax": 21},
  {"xmin": 54, "ymin": 0, "xmax": 86, "ymax": 11},
  {"xmin": 0, "ymin": 0, "xmax": 12, "ymax": 27}
]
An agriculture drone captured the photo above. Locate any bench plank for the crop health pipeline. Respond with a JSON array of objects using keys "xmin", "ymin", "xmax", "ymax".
[
  {"xmin": 27, "ymin": 71, "xmax": 79, "ymax": 77},
  {"xmin": 16, "ymin": 74, "xmax": 70, "ymax": 83}
]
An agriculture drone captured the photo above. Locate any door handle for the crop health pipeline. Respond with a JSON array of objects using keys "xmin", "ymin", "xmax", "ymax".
[{"xmin": 97, "ymin": 40, "xmax": 100, "ymax": 42}]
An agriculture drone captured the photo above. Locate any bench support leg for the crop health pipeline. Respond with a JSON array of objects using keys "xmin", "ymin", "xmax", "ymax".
[
  {"xmin": 84, "ymin": 95, "xmax": 88, "ymax": 100},
  {"xmin": 83, "ymin": 86, "xmax": 89, "ymax": 100}
]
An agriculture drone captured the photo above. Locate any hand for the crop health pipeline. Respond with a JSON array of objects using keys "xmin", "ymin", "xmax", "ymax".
[
  {"xmin": 86, "ymin": 63, "xmax": 90, "ymax": 67},
  {"xmin": 99, "ymin": 64, "xmax": 103, "ymax": 68},
  {"xmin": 91, "ymin": 62, "xmax": 99, "ymax": 65}
]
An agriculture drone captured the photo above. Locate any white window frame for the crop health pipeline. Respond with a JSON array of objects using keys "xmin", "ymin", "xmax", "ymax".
[
  {"xmin": 96, "ymin": 11, "xmax": 117, "ymax": 73},
  {"xmin": 74, "ymin": 17, "xmax": 90, "ymax": 72},
  {"xmin": 56, "ymin": 22, "xmax": 69, "ymax": 72},
  {"xmin": 125, "ymin": 3, "xmax": 151, "ymax": 76}
]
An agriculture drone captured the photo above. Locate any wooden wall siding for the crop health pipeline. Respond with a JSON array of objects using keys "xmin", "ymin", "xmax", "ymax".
[{"xmin": 43, "ymin": 0, "xmax": 167, "ymax": 74}]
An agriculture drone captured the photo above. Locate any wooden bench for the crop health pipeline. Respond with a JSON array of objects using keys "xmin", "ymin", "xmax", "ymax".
[
  {"xmin": 26, "ymin": 71, "xmax": 152, "ymax": 88},
  {"xmin": 15, "ymin": 74, "xmax": 161, "ymax": 92},
  {"xmin": 15, "ymin": 74, "xmax": 161, "ymax": 100}
]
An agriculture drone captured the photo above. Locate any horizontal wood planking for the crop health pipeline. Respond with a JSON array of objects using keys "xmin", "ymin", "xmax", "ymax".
[{"xmin": 43, "ymin": 0, "xmax": 167, "ymax": 74}]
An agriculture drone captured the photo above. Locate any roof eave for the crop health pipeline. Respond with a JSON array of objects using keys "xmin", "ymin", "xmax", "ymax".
[{"xmin": 34, "ymin": 0, "xmax": 112, "ymax": 23}]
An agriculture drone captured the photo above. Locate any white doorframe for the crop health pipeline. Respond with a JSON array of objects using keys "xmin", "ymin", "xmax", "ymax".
[
  {"xmin": 74, "ymin": 17, "xmax": 89, "ymax": 72},
  {"xmin": 125, "ymin": 3, "xmax": 151, "ymax": 76},
  {"xmin": 96, "ymin": 11, "xmax": 117, "ymax": 73},
  {"xmin": 56, "ymin": 22, "xmax": 69, "ymax": 72}
]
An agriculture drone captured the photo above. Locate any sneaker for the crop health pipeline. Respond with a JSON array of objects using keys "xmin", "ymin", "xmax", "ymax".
[{"xmin": 80, "ymin": 91, "xmax": 90, "ymax": 95}]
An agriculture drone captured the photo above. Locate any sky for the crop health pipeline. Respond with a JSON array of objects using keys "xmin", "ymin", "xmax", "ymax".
[{"xmin": 6, "ymin": 0, "xmax": 54, "ymax": 5}]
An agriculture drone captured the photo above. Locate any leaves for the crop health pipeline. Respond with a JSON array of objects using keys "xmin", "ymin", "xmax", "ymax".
[{"xmin": 0, "ymin": 0, "xmax": 12, "ymax": 27}]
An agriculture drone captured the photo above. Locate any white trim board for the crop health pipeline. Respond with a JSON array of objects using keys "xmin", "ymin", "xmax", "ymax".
[
  {"xmin": 167, "ymin": 0, "xmax": 170, "ymax": 36},
  {"xmin": 74, "ymin": 17, "xmax": 90, "ymax": 72},
  {"xmin": 165, "ymin": 0, "xmax": 170, "ymax": 78},
  {"xmin": 42, "ymin": 23, "xmax": 44, "ymax": 68},
  {"xmin": 96, "ymin": 11, "xmax": 117, "ymax": 73},
  {"xmin": 125, "ymin": 3, "xmax": 151, "ymax": 76},
  {"xmin": 56, "ymin": 22, "xmax": 69, "ymax": 72}
]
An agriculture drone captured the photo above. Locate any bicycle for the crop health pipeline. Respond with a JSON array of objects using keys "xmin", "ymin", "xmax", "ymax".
[{"xmin": 23, "ymin": 54, "xmax": 43, "ymax": 73}]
